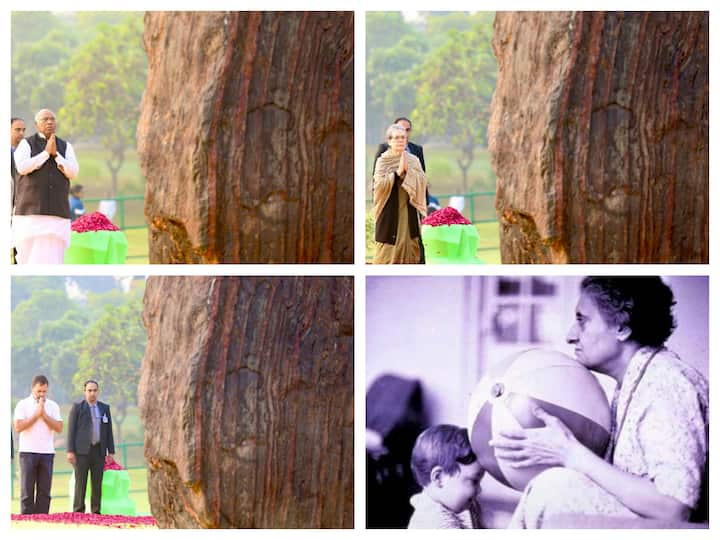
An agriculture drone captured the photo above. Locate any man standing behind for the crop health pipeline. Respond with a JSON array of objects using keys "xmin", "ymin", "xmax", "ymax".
[
  {"xmin": 373, "ymin": 117, "xmax": 426, "ymax": 173},
  {"xmin": 373, "ymin": 117, "xmax": 429, "ymax": 263},
  {"xmin": 12, "ymin": 108, "xmax": 79, "ymax": 264},
  {"xmin": 11, "ymin": 117, "xmax": 26, "ymax": 264},
  {"xmin": 67, "ymin": 380, "xmax": 115, "ymax": 514},
  {"xmin": 11, "ymin": 116, "xmax": 26, "ymax": 180},
  {"xmin": 13, "ymin": 375, "xmax": 64, "ymax": 514}
]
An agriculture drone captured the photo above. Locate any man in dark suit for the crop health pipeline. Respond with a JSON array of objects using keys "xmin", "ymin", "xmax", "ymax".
[
  {"xmin": 67, "ymin": 380, "xmax": 115, "ymax": 514},
  {"xmin": 372, "ymin": 117, "xmax": 429, "ymax": 263}
]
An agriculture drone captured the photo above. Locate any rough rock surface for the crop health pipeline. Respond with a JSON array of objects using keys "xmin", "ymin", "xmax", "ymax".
[
  {"xmin": 489, "ymin": 12, "xmax": 708, "ymax": 263},
  {"xmin": 139, "ymin": 276, "xmax": 353, "ymax": 528},
  {"xmin": 137, "ymin": 12, "xmax": 354, "ymax": 263}
]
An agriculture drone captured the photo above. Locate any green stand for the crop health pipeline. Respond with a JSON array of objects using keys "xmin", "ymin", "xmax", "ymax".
[
  {"xmin": 421, "ymin": 224, "xmax": 483, "ymax": 264},
  {"xmin": 68, "ymin": 469, "xmax": 137, "ymax": 516},
  {"xmin": 64, "ymin": 230, "xmax": 128, "ymax": 264}
]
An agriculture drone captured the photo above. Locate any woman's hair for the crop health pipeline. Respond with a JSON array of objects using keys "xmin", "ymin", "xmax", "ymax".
[
  {"xmin": 411, "ymin": 424, "xmax": 477, "ymax": 487},
  {"xmin": 581, "ymin": 276, "xmax": 677, "ymax": 347},
  {"xmin": 385, "ymin": 123, "xmax": 407, "ymax": 140}
]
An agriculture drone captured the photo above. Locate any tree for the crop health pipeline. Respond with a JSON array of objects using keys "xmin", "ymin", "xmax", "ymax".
[
  {"xmin": 11, "ymin": 287, "xmax": 80, "ymax": 399},
  {"xmin": 365, "ymin": 13, "xmax": 423, "ymax": 143},
  {"xmin": 367, "ymin": 34, "xmax": 428, "ymax": 143},
  {"xmin": 11, "ymin": 27, "xmax": 76, "ymax": 124},
  {"xmin": 138, "ymin": 12, "xmax": 353, "ymax": 263},
  {"xmin": 73, "ymin": 296, "xmax": 146, "ymax": 445},
  {"xmin": 12, "ymin": 276, "xmax": 66, "ymax": 309},
  {"xmin": 413, "ymin": 21, "xmax": 497, "ymax": 193},
  {"xmin": 59, "ymin": 15, "xmax": 146, "ymax": 197}
]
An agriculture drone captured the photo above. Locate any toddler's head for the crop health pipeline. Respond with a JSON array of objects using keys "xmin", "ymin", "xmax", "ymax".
[{"xmin": 411, "ymin": 424, "xmax": 484, "ymax": 513}]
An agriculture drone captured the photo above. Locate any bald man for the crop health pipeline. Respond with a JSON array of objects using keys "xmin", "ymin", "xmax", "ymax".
[{"xmin": 12, "ymin": 109, "xmax": 79, "ymax": 264}]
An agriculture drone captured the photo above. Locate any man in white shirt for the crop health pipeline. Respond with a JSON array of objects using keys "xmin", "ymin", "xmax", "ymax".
[
  {"xmin": 13, "ymin": 374, "xmax": 64, "ymax": 514},
  {"xmin": 12, "ymin": 108, "xmax": 79, "ymax": 264}
]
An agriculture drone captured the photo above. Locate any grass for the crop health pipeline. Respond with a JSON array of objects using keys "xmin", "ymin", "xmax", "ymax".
[
  {"xmin": 64, "ymin": 144, "xmax": 149, "ymax": 264},
  {"xmin": 10, "ymin": 466, "xmax": 151, "ymax": 516},
  {"xmin": 73, "ymin": 146, "xmax": 145, "ymax": 200},
  {"xmin": 366, "ymin": 220, "xmax": 501, "ymax": 264},
  {"xmin": 124, "ymin": 228, "xmax": 149, "ymax": 264}
]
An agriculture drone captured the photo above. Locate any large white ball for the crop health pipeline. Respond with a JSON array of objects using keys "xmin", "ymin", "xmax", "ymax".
[{"xmin": 467, "ymin": 349, "xmax": 611, "ymax": 491}]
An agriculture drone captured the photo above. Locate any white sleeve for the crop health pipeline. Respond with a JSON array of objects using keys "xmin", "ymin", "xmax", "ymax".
[
  {"xmin": 13, "ymin": 401, "xmax": 27, "ymax": 421},
  {"xmin": 56, "ymin": 141, "xmax": 79, "ymax": 180},
  {"xmin": 14, "ymin": 139, "xmax": 50, "ymax": 176},
  {"xmin": 48, "ymin": 401, "xmax": 63, "ymax": 421}
]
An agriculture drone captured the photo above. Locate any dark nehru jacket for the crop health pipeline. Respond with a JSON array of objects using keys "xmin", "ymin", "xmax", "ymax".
[
  {"xmin": 14, "ymin": 133, "xmax": 71, "ymax": 219},
  {"xmin": 374, "ymin": 173, "xmax": 421, "ymax": 244}
]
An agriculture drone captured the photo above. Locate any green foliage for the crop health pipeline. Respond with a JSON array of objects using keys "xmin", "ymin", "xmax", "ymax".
[
  {"xmin": 11, "ymin": 27, "xmax": 77, "ymax": 123},
  {"xmin": 367, "ymin": 34, "xmax": 429, "ymax": 142},
  {"xmin": 11, "ymin": 278, "xmax": 146, "ymax": 417},
  {"xmin": 59, "ymin": 15, "xmax": 147, "ymax": 196},
  {"xmin": 365, "ymin": 11, "xmax": 498, "ymax": 194},
  {"xmin": 72, "ymin": 294, "xmax": 146, "ymax": 445},
  {"xmin": 11, "ymin": 276, "xmax": 66, "ymax": 309},
  {"xmin": 11, "ymin": 12, "xmax": 147, "ymax": 197},
  {"xmin": 412, "ymin": 21, "xmax": 497, "ymax": 192},
  {"xmin": 366, "ymin": 12, "xmax": 417, "ymax": 56}
]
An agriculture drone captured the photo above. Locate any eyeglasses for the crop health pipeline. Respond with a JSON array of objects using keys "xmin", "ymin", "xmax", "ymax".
[{"xmin": 389, "ymin": 135, "xmax": 407, "ymax": 141}]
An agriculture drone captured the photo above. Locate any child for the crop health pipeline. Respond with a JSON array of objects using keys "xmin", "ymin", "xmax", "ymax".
[{"xmin": 407, "ymin": 424, "xmax": 484, "ymax": 528}]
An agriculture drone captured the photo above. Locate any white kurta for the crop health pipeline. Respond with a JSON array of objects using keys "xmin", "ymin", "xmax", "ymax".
[{"xmin": 12, "ymin": 134, "xmax": 79, "ymax": 264}]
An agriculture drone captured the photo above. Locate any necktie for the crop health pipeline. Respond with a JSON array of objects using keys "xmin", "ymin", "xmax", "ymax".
[{"xmin": 91, "ymin": 405, "xmax": 100, "ymax": 445}]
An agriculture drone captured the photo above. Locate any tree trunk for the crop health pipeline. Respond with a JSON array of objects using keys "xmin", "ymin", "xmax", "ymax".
[
  {"xmin": 137, "ymin": 12, "xmax": 354, "ymax": 263},
  {"xmin": 139, "ymin": 276, "xmax": 353, "ymax": 528},
  {"xmin": 489, "ymin": 12, "xmax": 708, "ymax": 263}
]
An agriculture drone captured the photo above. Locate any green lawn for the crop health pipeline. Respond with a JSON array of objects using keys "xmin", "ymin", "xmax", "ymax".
[
  {"xmin": 366, "ymin": 219, "xmax": 501, "ymax": 264},
  {"xmin": 73, "ymin": 146, "xmax": 145, "ymax": 200},
  {"xmin": 10, "ymin": 467, "xmax": 151, "ymax": 516},
  {"xmin": 124, "ymin": 228, "xmax": 149, "ymax": 264}
]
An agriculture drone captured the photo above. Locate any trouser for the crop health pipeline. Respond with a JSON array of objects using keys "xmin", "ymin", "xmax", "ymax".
[
  {"xmin": 19, "ymin": 452, "xmax": 54, "ymax": 514},
  {"xmin": 73, "ymin": 443, "xmax": 105, "ymax": 513},
  {"xmin": 15, "ymin": 234, "xmax": 66, "ymax": 264}
]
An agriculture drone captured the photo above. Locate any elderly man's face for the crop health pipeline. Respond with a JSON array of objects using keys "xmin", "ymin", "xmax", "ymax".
[
  {"xmin": 11, "ymin": 119, "xmax": 26, "ymax": 148},
  {"xmin": 36, "ymin": 110, "xmax": 56, "ymax": 137}
]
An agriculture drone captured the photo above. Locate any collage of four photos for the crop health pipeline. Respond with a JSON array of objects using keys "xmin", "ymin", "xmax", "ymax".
[{"xmin": 7, "ymin": 8, "xmax": 711, "ymax": 533}]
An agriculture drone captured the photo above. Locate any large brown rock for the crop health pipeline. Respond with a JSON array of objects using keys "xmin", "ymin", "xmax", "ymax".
[
  {"xmin": 137, "ymin": 12, "xmax": 354, "ymax": 263},
  {"xmin": 489, "ymin": 12, "xmax": 708, "ymax": 263},
  {"xmin": 139, "ymin": 276, "xmax": 353, "ymax": 528}
]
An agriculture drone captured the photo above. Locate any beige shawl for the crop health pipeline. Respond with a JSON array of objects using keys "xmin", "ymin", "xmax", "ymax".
[{"xmin": 372, "ymin": 150, "xmax": 428, "ymax": 222}]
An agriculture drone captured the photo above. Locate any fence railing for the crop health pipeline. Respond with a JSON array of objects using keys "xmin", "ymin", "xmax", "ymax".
[
  {"xmin": 82, "ymin": 195, "xmax": 145, "ymax": 230},
  {"xmin": 366, "ymin": 190, "xmax": 499, "ymax": 254}
]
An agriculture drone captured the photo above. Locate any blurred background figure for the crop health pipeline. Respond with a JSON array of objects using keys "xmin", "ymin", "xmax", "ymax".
[
  {"xmin": 69, "ymin": 184, "xmax": 85, "ymax": 222},
  {"xmin": 366, "ymin": 374, "xmax": 427, "ymax": 527}
]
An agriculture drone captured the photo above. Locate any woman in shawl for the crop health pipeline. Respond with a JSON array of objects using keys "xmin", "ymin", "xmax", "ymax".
[
  {"xmin": 489, "ymin": 277, "xmax": 708, "ymax": 528},
  {"xmin": 372, "ymin": 123, "xmax": 427, "ymax": 264}
]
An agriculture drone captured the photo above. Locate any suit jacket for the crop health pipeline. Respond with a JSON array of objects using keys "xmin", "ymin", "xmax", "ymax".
[
  {"xmin": 373, "ymin": 141, "xmax": 425, "ymax": 173},
  {"xmin": 68, "ymin": 400, "xmax": 115, "ymax": 456}
]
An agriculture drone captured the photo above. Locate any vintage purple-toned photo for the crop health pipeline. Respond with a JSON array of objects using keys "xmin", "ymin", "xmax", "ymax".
[{"xmin": 366, "ymin": 276, "xmax": 708, "ymax": 529}]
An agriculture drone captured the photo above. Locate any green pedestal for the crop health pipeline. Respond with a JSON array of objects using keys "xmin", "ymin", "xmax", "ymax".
[
  {"xmin": 421, "ymin": 224, "xmax": 483, "ymax": 264},
  {"xmin": 68, "ymin": 469, "xmax": 137, "ymax": 516},
  {"xmin": 64, "ymin": 230, "xmax": 128, "ymax": 264}
]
